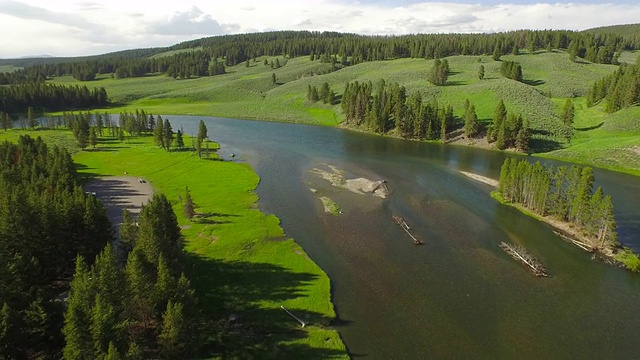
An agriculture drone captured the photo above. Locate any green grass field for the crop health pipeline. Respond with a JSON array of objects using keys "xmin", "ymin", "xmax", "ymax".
[
  {"xmin": 0, "ymin": 128, "xmax": 348, "ymax": 358},
  {"xmin": 46, "ymin": 51, "xmax": 640, "ymax": 175}
]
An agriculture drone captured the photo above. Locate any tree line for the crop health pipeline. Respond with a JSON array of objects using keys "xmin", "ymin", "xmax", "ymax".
[
  {"xmin": 587, "ymin": 54, "xmax": 640, "ymax": 112},
  {"xmin": 486, "ymin": 99, "xmax": 531, "ymax": 152},
  {"xmin": 0, "ymin": 83, "xmax": 108, "ymax": 114},
  {"xmin": 499, "ymin": 60, "xmax": 523, "ymax": 82},
  {"xmin": 498, "ymin": 158, "xmax": 617, "ymax": 249},
  {"xmin": 1, "ymin": 29, "xmax": 634, "ymax": 84},
  {"xmin": 307, "ymin": 82, "xmax": 337, "ymax": 104},
  {"xmin": 0, "ymin": 136, "xmax": 112, "ymax": 358},
  {"xmin": 341, "ymin": 79, "xmax": 456, "ymax": 142}
]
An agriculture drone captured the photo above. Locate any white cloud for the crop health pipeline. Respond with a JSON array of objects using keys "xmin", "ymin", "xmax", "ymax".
[{"xmin": 0, "ymin": 0, "xmax": 638, "ymax": 58}]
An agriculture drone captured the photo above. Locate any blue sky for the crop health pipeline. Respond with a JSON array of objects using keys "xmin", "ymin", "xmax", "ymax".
[{"xmin": 0, "ymin": 0, "xmax": 638, "ymax": 58}]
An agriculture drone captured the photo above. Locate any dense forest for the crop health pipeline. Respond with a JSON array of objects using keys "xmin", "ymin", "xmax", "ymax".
[
  {"xmin": 587, "ymin": 55, "xmax": 640, "ymax": 112},
  {"xmin": 0, "ymin": 83, "xmax": 109, "ymax": 114},
  {"xmin": 63, "ymin": 194, "xmax": 199, "ymax": 359},
  {"xmin": 0, "ymin": 29, "xmax": 636, "ymax": 84},
  {"xmin": 0, "ymin": 136, "xmax": 112, "ymax": 358},
  {"xmin": 0, "ymin": 134, "xmax": 199, "ymax": 358},
  {"xmin": 498, "ymin": 158, "xmax": 617, "ymax": 249}
]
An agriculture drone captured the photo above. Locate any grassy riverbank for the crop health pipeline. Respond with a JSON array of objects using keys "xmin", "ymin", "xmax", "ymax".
[
  {"xmin": 0, "ymin": 129, "xmax": 348, "ymax": 358},
  {"xmin": 45, "ymin": 50, "xmax": 640, "ymax": 176}
]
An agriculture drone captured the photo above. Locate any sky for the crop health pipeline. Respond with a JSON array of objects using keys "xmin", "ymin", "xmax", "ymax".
[{"xmin": 0, "ymin": 0, "xmax": 638, "ymax": 58}]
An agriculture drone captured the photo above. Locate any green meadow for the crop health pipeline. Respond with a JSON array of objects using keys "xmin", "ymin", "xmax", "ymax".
[
  {"xmin": 0, "ymin": 128, "xmax": 348, "ymax": 358},
  {"xmin": 47, "ymin": 49, "xmax": 640, "ymax": 175}
]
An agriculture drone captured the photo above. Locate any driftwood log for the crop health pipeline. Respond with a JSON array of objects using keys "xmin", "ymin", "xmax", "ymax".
[
  {"xmin": 392, "ymin": 215, "xmax": 423, "ymax": 245},
  {"xmin": 499, "ymin": 242, "xmax": 548, "ymax": 277}
]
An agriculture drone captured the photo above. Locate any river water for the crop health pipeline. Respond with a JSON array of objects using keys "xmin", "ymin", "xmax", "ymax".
[{"xmin": 170, "ymin": 116, "xmax": 640, "ymax": 359}]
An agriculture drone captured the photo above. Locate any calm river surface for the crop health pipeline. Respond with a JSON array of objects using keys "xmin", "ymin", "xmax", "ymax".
[{"xmin": 171, "ymin": 116, "xmax": 640, "ymax": 359}]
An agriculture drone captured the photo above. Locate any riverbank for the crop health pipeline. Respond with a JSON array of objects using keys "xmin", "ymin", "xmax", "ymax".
[
  {"xmin": 490, "ymin": 190, "xmax": 639, "ymax": 272},
  {"xmin": 0, "ymin": 129, "xmax": 348, "ymax": 358}
]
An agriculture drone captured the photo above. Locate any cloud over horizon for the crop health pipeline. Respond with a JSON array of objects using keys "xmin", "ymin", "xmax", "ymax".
[{"xmin": 0, "ymin": 0, "xmax": 638, "ymax": 58}]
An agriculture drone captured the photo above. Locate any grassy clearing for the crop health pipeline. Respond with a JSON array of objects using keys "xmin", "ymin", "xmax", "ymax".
[
  {"xmin": 45, "ymin": 52, "xmax": 639, "ymax": 175},
  {"xmin": 0, "ymin": 128, "xmax": 347, "ymax": 358},
  {"xmin": 0, "ymin": 64, "xmax": 22, "ymax": 72}
]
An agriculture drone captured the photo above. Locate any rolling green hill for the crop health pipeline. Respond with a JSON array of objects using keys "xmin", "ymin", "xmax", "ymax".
[{"xmin": 46, "ymin": 49, "xmax": 640, "ymax": 175}]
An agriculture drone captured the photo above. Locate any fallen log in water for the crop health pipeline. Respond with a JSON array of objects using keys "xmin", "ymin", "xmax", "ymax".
[
  {"xmin": 392, "ymin": 215, "xmax": 423, "ymax": 245},
  {"xmin": 499, "ymin": 242, "xmax": 548, "ymax": 277},
  {"xmin": 552, "ymin": 231, "xmax": 595, "ymax": 253}
]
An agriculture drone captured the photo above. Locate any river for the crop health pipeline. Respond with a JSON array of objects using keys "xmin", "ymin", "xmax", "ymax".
[{"xmin": 170, "ymin": 116, "xmax": 640, "ymax": 359}]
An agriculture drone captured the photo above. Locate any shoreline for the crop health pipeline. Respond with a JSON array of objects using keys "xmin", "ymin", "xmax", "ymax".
[{"xmin": 490, "ymin": 191, "xmax": 624, "ymax": 263}]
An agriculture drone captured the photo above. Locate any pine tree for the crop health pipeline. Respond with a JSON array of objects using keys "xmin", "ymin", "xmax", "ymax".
[
  {"xmin": 478, "ymin": 65, "xmax": 485, "ymax": 80},
  {"xmin": 163, "ymin": 119, "xmax": 173, "ymax": 151},
  {"xmin": 515, "ymin": 119, "xmax": 531, "ymax": 153},
  {"xmin": 28, "ymin": 106, "xmax": 37, "ymax": 129},
  {"xmin": 90, "ymin": 294, "xmax": 118, "ymax": 357},
  {"xmin": 119, "ymin": 209, "xmax": 138, "ymax": 253},
  {"xmin": 561, "ymin": 98, "xmax": 575, "ymax": 126},
  {"xmin": 158, "ymin": 301, "xmax": 188, "ymax": 360},
  {"xmin": 0, "ymin": 112, "xmax": 13, "ymax": 131},
  {"xmin": 464, "ymin": 104, "xmax": 480, "ymax": 138},
  {"xmin": 136, "ymin": 194, "xmax": 183, "ymax": 267},
  {"xmin": 196, "ymin": 120, "xmax": 207, "ymax": 158},
  {"xmin": 492, "ymin": 44, "xmax": 501, "ymax": 61},
  {"xmin": 489, "ymin": 99, "xmax": 507, "ymax": 142},
  {"xmin": 176, "ymin": 130, "xmax": 184, "ymax": 148},
  {"xmin": 154, "ymin": 256, "xmax": 177, "ymax": 315},
  {"xmin": 271, "ymin": 73, "xmax": 277, "ymax": 85},
  {"xmin": 63, "ymin": 257, "xmax": 94, "ymax": 360},
  {"xmin": 124, "ymin": 248, "xmax": 154, "ymax": 330},
  {"xmin": 154, "ymin": 115, "xmax": 165, "ymax": 148},
  {"xmin": 183, "ymin": 186, "xmax": 195, "ymax": 220},
  {"xmin": 104, "ymin": 342, "xmax": 122, "ymax": 360},
  {"xmin": 89, "ymin": 127, "xmax": 98, "ymax": 148}
]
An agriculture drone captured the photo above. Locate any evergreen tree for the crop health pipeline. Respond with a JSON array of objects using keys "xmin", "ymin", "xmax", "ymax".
[
  {"xmin": 489, "ymin": 99, "xmax": 507, "ymax": 142},
  {"xmin": 104, "ymin": 342, "xmax": 122, "ymax": 360},
  {"xmin": 154, "ymin": 115, "xmax": 165, "ymax": 148},
  {"xmin": 117, "ymin": 127, "xmax": 124, "ymax": 143},
  {"xmin": 183, "ymin": 186, "xmax": 195, "ymax": 220},
  {"xmin": 0, "ymin": 112, "xmax": 13, "ymax": 131},
  {"xmin": 158, "ymin": 301, "xmax": 188, "ymax": 360},
  {"xmin": 515, "ymin": 119, "xmax": 531, "ymax": 153},
  {"xmin": 464, "ymin": 104, "xmax": 480, "ymax": 138},
  {"xmin": 196, "ymin": 120, "xmax": 207, "ymax": 158},
  {"xmin": 89, "ymin": 127, "xmax": 98, "ymax": 148},
  {"xmin": 119, "ymin": 209, "xmax": 138, "ymax": 253},
  {"xmin": 561, "ymin": 98, "xmax": 575, "ymax": 126},
  {"xmin": 90, "ymin": 294, "xmax": 118, "ymax": 357},
  {"xmin": 28, "ymin": 106, "xmax": 37, "ymax": 129},
  {"xmin": 492, "ymin": 44, "xmax": 501, "ymax": 61},
  {"xmin": 478, "ymin": 65, "xmax": 485, "ymax": 80},
  {"xmin": 176, "ymin": 130, "xmax": 184, "ymax": 148},
  {"xmin": 271, "ymin": 73, "xmax": 277, "ymax": 85},
  {"xmin": 163, "ymin": 119, "xmax": 173, "ymax": 151},
  {"xmin": 63, "ymin": 257, "xmax": 94, "ymax": 360}
]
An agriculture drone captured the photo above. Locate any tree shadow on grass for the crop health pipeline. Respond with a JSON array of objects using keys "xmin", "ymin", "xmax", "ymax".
[
  {"xmin": 576, "ymin": 122, "xmax": 604, "ymax": 131},
  {"xmin": 530, "ymin": 138, "xmax": 563, "ymax": 153},
  {"xmin": 186, "ymin": 254, "xmax": 349, "ymax": 359},
  {"xmin": 522, "ymin": 79, "xmax": 545, "ymax": 86}
]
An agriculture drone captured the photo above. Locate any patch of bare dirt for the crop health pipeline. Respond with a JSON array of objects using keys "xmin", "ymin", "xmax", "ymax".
[{"xmin": 84, "ymin": 176, "xmax": 154, "ymax": 239}]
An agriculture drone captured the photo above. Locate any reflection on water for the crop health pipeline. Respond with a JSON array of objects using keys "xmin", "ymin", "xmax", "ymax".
[{"xmin": 167, "ymin": 116, "xmax": 640, "ymax": 359}]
